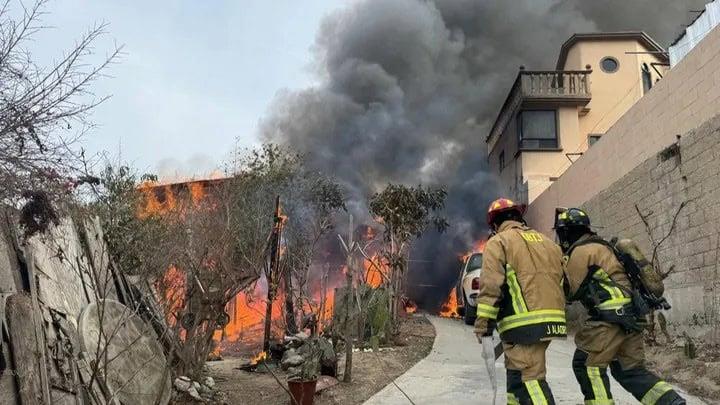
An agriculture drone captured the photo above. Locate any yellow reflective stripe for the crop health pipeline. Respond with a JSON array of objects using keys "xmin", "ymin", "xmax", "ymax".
[
  {"xmin": 641, "ymin": 381, "xmax": 673, "ymax": 405},
  {"xmin": 476, "ymin": 303, "xmax": 499, "ymax": 319},
  {"xmin": 587, "ymin": 367, "xmax": 610, "ymax": 401},
  {"xmin": 497, "ymin": 309, "xmax": 566, "ymax": 333},
  {"xmin": 506, "ymin": 265, "xmax": 528, "ymax": 314},
  {"xmin": 593, "ymin": 269, "xmax": 625, "ymax": 301},
  {"xmin": 524, "ymin": 380, "xmax": 548, "ymax": 405},
  {"xmin": 507, "ymin": 393, "xmax": 520, "ymax": 405},
  {"xmin": 585, "ymin": 401, "xmax": 615, "ymax": 405},
  {"xmin": 597, "ymin": 297, "xmax": 632, "ymax": 310}
]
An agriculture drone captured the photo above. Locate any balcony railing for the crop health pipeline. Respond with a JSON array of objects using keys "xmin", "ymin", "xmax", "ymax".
[
  {"xmin": 520, "ymin": 70, "xmax": 591, "ymax": 99},
  {"xmin": 486, "ymin": 69, "xmax": 592, "ymax": 148}
]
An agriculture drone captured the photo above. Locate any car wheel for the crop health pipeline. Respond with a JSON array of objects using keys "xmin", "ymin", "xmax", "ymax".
[{"xmin": 464, "ymin": 301, "xmax": 476, "ymax": 325}]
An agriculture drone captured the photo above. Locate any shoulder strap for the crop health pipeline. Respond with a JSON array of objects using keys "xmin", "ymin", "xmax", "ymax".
[
  {"xmin": 570, "ymin": 236, "xmax": 638, "ymax": 298},
  {"xmin": 566, "ymin": 235, "xmax": 614, "ymax": 257}
]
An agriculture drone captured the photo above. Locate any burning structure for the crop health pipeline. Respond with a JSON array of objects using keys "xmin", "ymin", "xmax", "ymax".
[{"xmin": 138, "ymin": 178, "xmax": 402, "ymax": 356}]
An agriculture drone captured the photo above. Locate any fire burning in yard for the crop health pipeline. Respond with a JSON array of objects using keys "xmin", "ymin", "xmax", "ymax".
[
  {"xmin": 138, "ymin": 179, "xmax": 396, "ymax": 356},
  {"xmin": 438, "ymin": 287, "xmax": 459, "ymax": 318},
  {"xmin": 404, "ymin": 300, "xmax": 418, "ymax": 314},
  {"xmin": 250, "ymin": 351, "xmax": 267, "ymax": 365},
  {"xmin": 364, "ymin": 254, "xmax": 389, "ymax": 287}
]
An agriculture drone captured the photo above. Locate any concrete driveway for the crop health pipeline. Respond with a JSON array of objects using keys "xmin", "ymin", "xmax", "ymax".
[{"xmin": 364, "ymin": 316, "xmax": 708, "ymax": 405}]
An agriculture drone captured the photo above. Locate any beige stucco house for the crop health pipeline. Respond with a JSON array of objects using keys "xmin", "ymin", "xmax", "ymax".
[{"xmin": 486, "ymin": 32, "xmax": 669, "ymax": 203}]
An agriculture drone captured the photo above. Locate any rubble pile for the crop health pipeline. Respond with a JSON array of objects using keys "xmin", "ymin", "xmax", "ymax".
[
  {"xmin": 173, "ymin": 376, "xmax": 224, "ymax": 403},
  {"xmin": 280, "ymin": 331, "xmax": 337, "ymax": 380}
]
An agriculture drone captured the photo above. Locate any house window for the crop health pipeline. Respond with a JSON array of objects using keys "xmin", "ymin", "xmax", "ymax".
[
  {"xmin": 518, "ymin": 110, "xmax": 558, "ymax": 149},
  {"xmin": 600, "ymin": 57, "xmax": 619, "ymax": 73},
  {"xmin": 642, "ymin": 63, "xmax": 652, "ymax": 94},
  {"xmin": 588, "ymin": 134, "xmax": 602, "ymax": 147},
  {"xmin": 499, "ymin": 150, "xmax": 505, "ymax": 173}
]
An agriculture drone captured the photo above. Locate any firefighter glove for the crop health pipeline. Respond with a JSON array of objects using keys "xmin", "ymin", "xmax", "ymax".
[{"xmin": 474, "ymin": 317, "xmax": 496, "ymax": 342}]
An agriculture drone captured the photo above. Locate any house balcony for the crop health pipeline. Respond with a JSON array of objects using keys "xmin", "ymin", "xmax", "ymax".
[
  {"xmin": 519, "ymin": 69, "xmax": 592, "ymax": 103},
  {"xmin": 486, "ymin": 69, "xmax": 592, "ymax": 147}
]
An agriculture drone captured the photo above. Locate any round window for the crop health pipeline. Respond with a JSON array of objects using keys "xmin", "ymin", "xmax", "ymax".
[{"xmin": 600, "ymin": 57, "xmax": 619, "ymax": 73}]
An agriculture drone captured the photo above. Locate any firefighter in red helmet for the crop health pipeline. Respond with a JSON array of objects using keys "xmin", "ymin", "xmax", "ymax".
[{"xmin": 474, "ymin": 198, "xmax": 566, "ymax": 405}]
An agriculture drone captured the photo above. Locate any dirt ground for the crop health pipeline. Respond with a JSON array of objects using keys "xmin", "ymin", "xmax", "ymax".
[
  {"xmin": 204, "ymin": 314, "xmax": 435, "ymax": 405},
  {"xmin": 646, "ymin": 342, "xmax": 720, "ymax": 402}
]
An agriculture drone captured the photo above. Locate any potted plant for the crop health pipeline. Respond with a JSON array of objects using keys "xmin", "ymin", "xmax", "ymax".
[{"xmin": 287, "ymin": 337, "xmax": 321, "ymax": 405}]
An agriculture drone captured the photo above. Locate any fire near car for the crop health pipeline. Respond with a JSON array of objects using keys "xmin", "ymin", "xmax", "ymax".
[{"xmin": 455, "ymin": 252, "xmax": 483, "ymax": 325}]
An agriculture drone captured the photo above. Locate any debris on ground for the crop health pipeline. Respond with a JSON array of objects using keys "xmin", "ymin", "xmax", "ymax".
[
  {"xmin": 646, "ymin": 339, "xmax": 720, "ymax": 401},
  {"xmin": 206, "ymin": 314, "xmax": 435, "ymax": 405}
]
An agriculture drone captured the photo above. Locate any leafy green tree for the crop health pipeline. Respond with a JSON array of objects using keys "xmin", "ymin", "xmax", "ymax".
[{"xmin": 369, "ymin": 184, "xmax": 448, "ymax": 322}]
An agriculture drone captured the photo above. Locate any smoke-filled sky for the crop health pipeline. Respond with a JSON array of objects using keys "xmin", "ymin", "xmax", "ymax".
[
  {"xmin": 32, "ymin": 0, "xmax": 708, "ymax": 305},
  {"xmin": 258, "ymin": 0, "xmax": 708, "ymax": 306}
]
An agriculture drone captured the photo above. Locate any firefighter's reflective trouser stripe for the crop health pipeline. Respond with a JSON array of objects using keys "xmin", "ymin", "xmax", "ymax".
[
  {"xmin": 573, "ymin": 350, "xmax": 684, "ymax": 405},
  {"xmin": 507, "ymin": 369, "xmax": 555, "ymax": 405},
  {"xmin": 609, "ymin": 362, "xmax": 685, "ymax": 405},
  {"xmin": 572, "ymin": 351, "xmax": 615, "ymax": 405}
]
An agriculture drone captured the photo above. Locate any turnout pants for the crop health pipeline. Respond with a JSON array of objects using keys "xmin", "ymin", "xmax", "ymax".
[
  {"xmin": 504, "ymin": 340, "xmax": 556, "ymax": 405},
  {"xmin": 573, "ymin": 321, "xmax": 685, "ymax": 405}
]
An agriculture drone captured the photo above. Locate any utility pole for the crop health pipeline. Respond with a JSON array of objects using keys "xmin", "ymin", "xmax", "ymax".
[{"xmin": 263, "ymin": 196, "xmax": 285, "ymax": 353}]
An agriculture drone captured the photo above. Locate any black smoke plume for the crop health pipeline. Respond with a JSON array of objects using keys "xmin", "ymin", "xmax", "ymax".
[{"xmin": 261, "ymin": 0, "xmax": 706, "ymax": 308}]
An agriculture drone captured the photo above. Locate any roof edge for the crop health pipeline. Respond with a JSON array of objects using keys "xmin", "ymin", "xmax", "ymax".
[{"xmin": 555, "ymin": 31, "xmax": 667, "ymax": 70}]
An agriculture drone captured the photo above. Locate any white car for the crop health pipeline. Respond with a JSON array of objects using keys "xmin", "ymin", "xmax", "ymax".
[{"xmin": 456, "ymin": 253, "xmax": 483, "ymax": 325}]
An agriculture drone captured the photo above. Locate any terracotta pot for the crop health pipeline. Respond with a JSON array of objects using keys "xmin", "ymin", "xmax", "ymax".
[{"xmin": 288, "ymin": 379, "xmax": 317, "ymax": 405}]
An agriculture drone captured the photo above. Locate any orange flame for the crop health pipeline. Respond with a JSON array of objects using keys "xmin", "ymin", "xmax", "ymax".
[
  {"xmin": 438, "ymin": 287, "xmax": 460, "ymax": 318},
  {"xmin": 405, "ymin": 300, "xmax": 418, "ymax": 314},
  {"xmin": 364, "ymin": 254, "xmax": 389, "ymax": 287},
  {"xmin": 460, "ymin": 239, "xmax": 487, "ymax": 263},
  {"xmin": 250, "ymin": 351, "xmax": 267, "ymax": 365}
]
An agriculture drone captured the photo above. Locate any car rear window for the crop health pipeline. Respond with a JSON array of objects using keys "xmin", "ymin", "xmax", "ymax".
[{"xmin": 467, "ymin": 254, "xmax": 483, "ymax": 270}]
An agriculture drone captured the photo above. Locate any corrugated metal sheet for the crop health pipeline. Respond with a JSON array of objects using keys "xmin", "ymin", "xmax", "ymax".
[{"xmin": 669, "ymin": 0, "xmax": 720, "ymax": 67}]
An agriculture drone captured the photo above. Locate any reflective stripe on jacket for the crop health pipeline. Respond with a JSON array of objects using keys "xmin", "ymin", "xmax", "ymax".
[
  {"xmin": 564, "ymin": 234, "xmax": 633, "ymax": 317},
  {"xmin": 476, "ymin": 220, "xmax": 567, "ymax": 344}
]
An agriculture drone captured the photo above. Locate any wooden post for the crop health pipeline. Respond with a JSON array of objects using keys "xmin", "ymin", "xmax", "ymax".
[
  {"xmin": 263, "ymin": 196, "xmax": 284, "ymax": 353},
  {"xmin": 343, "ymin": 215, "xmax": 354, "ymax": 383}
]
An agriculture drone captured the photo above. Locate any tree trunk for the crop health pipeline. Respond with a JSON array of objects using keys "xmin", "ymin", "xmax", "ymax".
[
  {"xmin": 343, "ymin": 215, "xmax": 354, "ymax": 383},
  {"xmin": 262, "ymin": 275, "xmax": 275, "ymax": 353},
  {"xmin": 283, "ymin": 269, "xmax": 298, "ymax": 335}
]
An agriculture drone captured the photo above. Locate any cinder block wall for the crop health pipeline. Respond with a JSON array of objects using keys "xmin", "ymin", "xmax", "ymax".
[
  {"xmin": 582, "ymin": 115, "xmax": 720, "ymax": 328},
  {"xmin": 526, "ymin": 24, "xmax": 720, "ymax": 237}
]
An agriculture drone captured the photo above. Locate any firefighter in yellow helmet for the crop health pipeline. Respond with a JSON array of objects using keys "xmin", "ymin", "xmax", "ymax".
[
  {"xmin": 555, "ymin": 207, "xmax": 685, "ymax": 405},
  {"xmin": 474, "ymin": 198, "xmax": 566, "ymax": 405}
]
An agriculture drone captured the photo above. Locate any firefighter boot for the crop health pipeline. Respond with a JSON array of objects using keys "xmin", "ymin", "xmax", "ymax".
[{"xmin": 610, "ymin": 361, "xmax": 685, "ymax": 405}]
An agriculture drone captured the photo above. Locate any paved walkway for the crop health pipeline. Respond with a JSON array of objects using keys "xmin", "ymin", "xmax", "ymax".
[{"xmin": 364, "ymin": 316, "xmax": 708, "ymax": 405}]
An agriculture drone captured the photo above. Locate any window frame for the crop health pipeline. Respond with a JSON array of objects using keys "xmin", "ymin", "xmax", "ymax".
[{"xmin": 517, "ymin": 109, "xmax": 559, "ymax": 150}]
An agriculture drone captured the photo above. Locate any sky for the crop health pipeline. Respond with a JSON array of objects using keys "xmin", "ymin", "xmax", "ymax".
[{"xmin": 29, "ymin": 0, "xmax": 348, "ymax": 180}]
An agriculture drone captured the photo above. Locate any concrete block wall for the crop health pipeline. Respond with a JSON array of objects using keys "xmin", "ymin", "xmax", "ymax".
[
  {"xmin": 526, "ymin": 24, "xmax": 720, "ymax": 236},
  {"xmin": 581, "ymin": 115, "xmax": 720, "ymax": 327}
]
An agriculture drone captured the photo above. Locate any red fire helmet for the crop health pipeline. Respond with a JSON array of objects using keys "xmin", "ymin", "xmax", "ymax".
[{"xmin": 486, "ymin": 198, "xmax": 526, "ymax": 227}]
